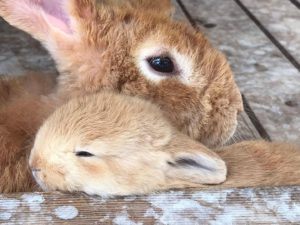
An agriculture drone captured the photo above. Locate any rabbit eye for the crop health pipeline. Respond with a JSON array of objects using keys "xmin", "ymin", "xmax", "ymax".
[
  {"xmin": 75, "ymin": 151, "xmax": 94, "ymax": 157},
  {"xmin": 147, "ymin": 56, "xmax": 174, "ymax": 73}
]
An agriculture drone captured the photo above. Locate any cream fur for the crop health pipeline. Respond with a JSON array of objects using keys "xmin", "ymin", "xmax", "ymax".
[
  {"xmin": 29, "ymin": 93, "xmax": 300, "ymax": 196},
  {"xmin": 29, "ymin": 92, "xmax": 227, "ymax": 196}
]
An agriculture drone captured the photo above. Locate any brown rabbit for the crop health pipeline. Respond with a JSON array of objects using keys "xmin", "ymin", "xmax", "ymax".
[
  {"xmin": 0, "ymin": 0, "xmax": 243, "ymax": 147},
  {"xmin": 0, "ymin": 73, "xmax": 60, "ymax": 193},
  {"xmin": 0, "ymin": 72, "xmax": 57, "ymax": 106},
  {"xmin": 29, "ymin": 93, "xmax": 300, "ymax": 196}
]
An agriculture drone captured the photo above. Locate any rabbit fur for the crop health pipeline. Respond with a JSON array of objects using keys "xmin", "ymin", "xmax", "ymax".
[
  {"xmin": 29, "ymin": 92, "xmax": 300, "ymax": 196},
  {"xmin": 0, "ymin": 73, "xmax": 59, "ymax": 192},
  {"xmin": 0, "ymin": 0, "xmax": 243, "ymax": 193},
  {"xmin": 0, "ymin": 0, "xmax": 297, "ymax": 194},
  {"xmin": 0, "ymin": 0, "xmax": 243, "ymax": 146}
]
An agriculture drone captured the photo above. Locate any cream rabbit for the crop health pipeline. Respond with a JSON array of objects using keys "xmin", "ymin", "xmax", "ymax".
[
  {"xmin": 29, "ymin": 93, "xmax": 300, "ymax": 196},
  {"xmin": 0, "ymin": 0, "xmax": 243, "ymax": 147}
]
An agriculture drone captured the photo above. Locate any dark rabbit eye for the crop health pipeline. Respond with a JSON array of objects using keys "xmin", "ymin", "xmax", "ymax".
[
  {"xmin": 147, "ymin": 56, "xmax": 175, "ymax": 73},
  {"xmin": 75, "ymin": 151, "xmax": 94, "ymax": 157}
]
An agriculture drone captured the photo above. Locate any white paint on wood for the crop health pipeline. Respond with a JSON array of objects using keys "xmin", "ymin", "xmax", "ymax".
[
  {"xmin": 54, "ymin": 205, "xmax": 79, "ymax": 220},
  {"xmin": 21, "ymin": 193, "xmax": 45, "ymax": 212},
  {"xmin": 113, "ymin": 210, "xmax": 142, "ymax": 225},
  {"xmin": 0, "ymin": 198, "xmax": 20, "ymax": 221},
  {"xmin": 0, "ymin": 212, "xmax": 12, "ymax": 220},
  {"xmin": 147, "ymin": 191, "xmax": 214, "ymax": 224},
  {"xmin": 0, "ymin": 187, "xmax": 299, "ymax": 223}
]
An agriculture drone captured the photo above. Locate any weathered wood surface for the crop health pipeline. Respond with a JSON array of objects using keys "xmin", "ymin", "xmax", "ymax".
[
  {"xmin": 229, "ymin": 112, "xmax": 262, "ymax": 144},
  {"xmin": 0, "ymin": 18, "xmax": 56, "ymax": 76},
  {"xmin": 240, "ymin": 0, "xmax": 300, "ymax": 68},
  {"xmin": 178, "ymin": 0, "xmax": 300, "ymax": 144},
  {"xmin": 171, "ymin": 0, "xmax": 189, "ymax": 23},
  {"xmin": 290, "ymin": 0, "xmax": 300, "ymax": 9},
  {"xmin": 1, "ymin": 186, "xmax": 299, "ymax": 224}
]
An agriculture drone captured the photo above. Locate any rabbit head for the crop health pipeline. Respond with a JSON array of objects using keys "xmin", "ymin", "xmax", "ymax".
[
  {"xmin": 29, "ymin": 93, "xmax": 226, "ymax": 196},
  {"xmin": 0, "ymin": 0, "xmax": 243, "ymax": 146}
]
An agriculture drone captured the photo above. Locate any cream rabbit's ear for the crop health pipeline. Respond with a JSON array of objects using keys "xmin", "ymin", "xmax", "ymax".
[
  {"xmin": 0, "ymin": 0, "xmax": 95, "ymax": 43},
  {"xmin": 165, "ymin": 136, "xmax": 227, "ymax": 185},
  {"xmin": 166, "ymin": 152, "xmax": 226, "ymax": 185}
]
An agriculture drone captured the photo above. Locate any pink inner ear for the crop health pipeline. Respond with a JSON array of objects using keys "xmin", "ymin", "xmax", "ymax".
[{"xmin": 34, "ymin": 0, "xmax": 72, "ymax": 34}]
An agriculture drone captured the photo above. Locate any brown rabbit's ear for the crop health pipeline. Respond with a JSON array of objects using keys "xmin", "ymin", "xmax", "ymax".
[
  {"xmin": 165, "ymin": 136, "xmax": 227, "ymax": 185},
  {"xmin": 0, "ymin": 0, "xmax": 95, "ymax": 43}
]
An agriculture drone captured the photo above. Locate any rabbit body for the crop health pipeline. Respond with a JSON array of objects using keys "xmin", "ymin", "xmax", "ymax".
[
  {"xmin": 0, "ymin": 73, "xmax": 58, "ymax": 192},
  {"xmin": 29, "ymin": 93, "xmax": 300, "ymax": 196}
]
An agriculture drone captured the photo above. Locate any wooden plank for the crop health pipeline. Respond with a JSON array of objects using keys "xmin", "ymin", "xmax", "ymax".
[
  {"xmin": 239, "ymin": 0, "xmax": 300, "ymax": 70},
  {"xmin": 170, "ymin": 0, "xmax": 189, "ymax": 23},
  {"xmin": 1, "ymin": 186, "xmax": 299, "ymax": 224},
  {"xmin": 0, "ymin": 18, "xmax": 56, "ymax": 76},
  {"xmin": 290, "ymin": 0, "xmax": 300, "ymax": 9},
  {"xmin": 178, "ymin": 0, "xmax": 300, "ymax": 145}
]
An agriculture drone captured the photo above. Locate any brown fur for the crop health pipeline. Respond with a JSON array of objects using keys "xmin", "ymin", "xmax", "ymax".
[
  {"xmin": 215, "ymin": 141, "xmax": 300, "ymax": 189},
  {"xmin": 0, "ymin": 73, "xmax": 59, "ymax": 193},
  {"xmin": 0, "ymin": 72, "xmax": 57, "ymax": 106},
  {"xmin": 98, "ymin": 0, "xmax": 174, "ymax": 17},
  {"xmin": 29, "ymin": 93, "xmax": 300, "ymax": 196}
]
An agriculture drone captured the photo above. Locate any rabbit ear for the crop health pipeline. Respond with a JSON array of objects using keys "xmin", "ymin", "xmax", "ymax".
[
  {"xmin": 165, "ymin": 136, "xmax": 227, "ymax": 185},
  {"xmin": 0, "ymin": 0, "xmax": 94, "ymax": 42}
]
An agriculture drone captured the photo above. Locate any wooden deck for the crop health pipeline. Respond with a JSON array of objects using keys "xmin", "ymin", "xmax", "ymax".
[
  {"xmin": 1, "ymin": 186, "xmax": 300, "ymax": 224},
  {"xmin": 175, "ymin": 0, "xmax": 300, "ymax": 144},
  {"xmin": 0, "ymin": 0, "xmax": 299, "ymax": 224}
]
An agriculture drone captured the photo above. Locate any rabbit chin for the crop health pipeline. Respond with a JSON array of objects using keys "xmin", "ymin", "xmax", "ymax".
[
  {"xmin": 31, "ymin": 169, "xmax": 72, "ymax": 192},
  {"xmin": 33, "ymin": 175, "xmax": 145, "ymax": 196}
]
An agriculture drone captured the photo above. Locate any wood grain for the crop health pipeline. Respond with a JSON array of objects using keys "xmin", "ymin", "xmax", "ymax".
[
  {"xmin": 1, "ymin": 186, "xmax": 299, "ymax": 224},
  {"xmin": 177, "ymin": 0, "xmax": 300, "ymax": 144},
  {"xmin": 240, "ymin": 0, "xmax": 300, "ymax": 69},
  {"xmin": 0, "ymin": 19, "xmax": 56, "ymax": 75}
]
